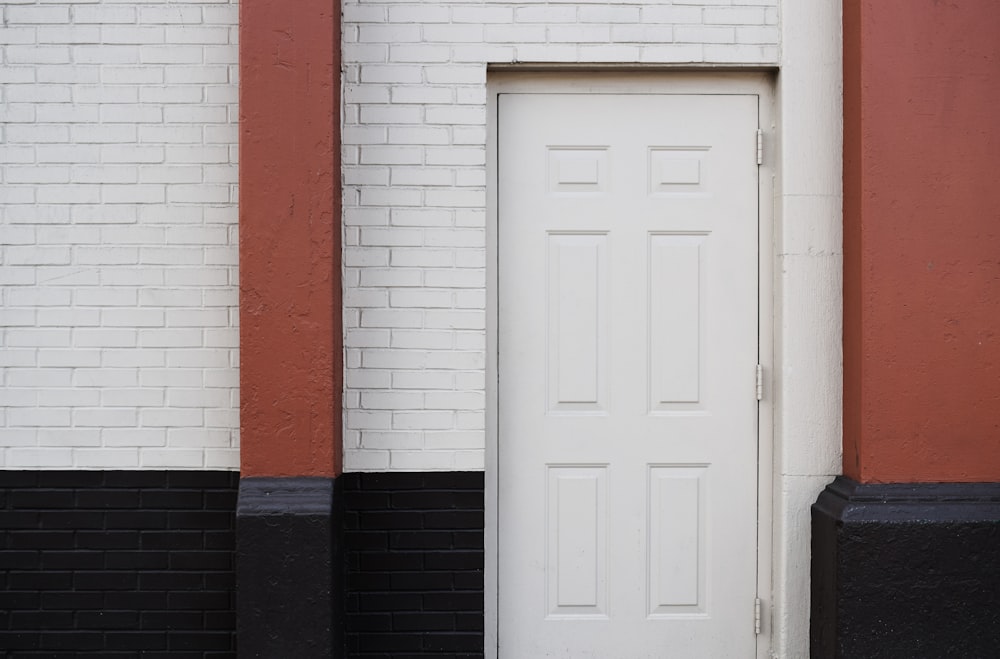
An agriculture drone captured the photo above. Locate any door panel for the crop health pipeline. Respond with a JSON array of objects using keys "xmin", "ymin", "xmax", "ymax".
[{"xmin": 498, "ymin": 93, "xmax": 760, "ymax": 658}]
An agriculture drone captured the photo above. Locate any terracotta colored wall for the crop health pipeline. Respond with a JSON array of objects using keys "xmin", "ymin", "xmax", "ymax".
[
  {"xmin": 239, "ymin": 0, "xmax": 341, "ymax": 477},
  {"xmin": 843, "ymin": 0, "xmax": 1000, "ymax": 482}
]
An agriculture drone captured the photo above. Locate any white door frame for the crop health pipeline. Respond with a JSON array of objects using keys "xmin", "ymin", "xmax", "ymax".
[{"xmin": 486, "ymin": 71, "xmax": 776, "ymax": 658}]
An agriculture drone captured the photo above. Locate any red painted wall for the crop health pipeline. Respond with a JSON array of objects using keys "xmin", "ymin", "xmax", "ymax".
[
  {"xmin": 843, "ymin": 0, "xmax": 1000, "ymax": 482},
  {"xmin": 239, "ymin": 0, "xmax": 342, "ymax": 477}
]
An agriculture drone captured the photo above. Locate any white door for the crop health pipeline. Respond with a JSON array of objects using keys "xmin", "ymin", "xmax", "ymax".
[{"xmin": 498, "ymin": 93, "xmax": 760, "ymax": 658}]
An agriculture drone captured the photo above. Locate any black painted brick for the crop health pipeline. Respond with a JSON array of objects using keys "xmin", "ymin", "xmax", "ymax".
[
  {"xmin": 40, "ymin": 550, "xmax": 104, "ymax": 570},
  {"xmin": 75, "ymin": 611, "xmax": 140, "ymax": 629},
  {"xmin": 203, "ymin": 489, "xmax": 236, "ymax": 509},
  {"xmin": 357, "ymin": 633, "xmax": 424, "ymax": 653},
  {"xmin": 0, "ymin": 472, "xmax": 40, "ymax": 487},
  {"xmin": 141, "ymin": 611, "xmax": 202, "ymax": 629},
  {"xmin": 453, "ymin": 531, "xmax": 484, "ymax": 550},
  {"xmin": 0, "ymin": 551, "xmax": 38, "ymax": 569},
  {"xmin": 452, "ymin": 571, "xmax": 484, "ymax": 591},
  {"xmin": 344, "ymin": 471, "xmax": 485, "ymax": 658},
  {"xmin": 350, "ymin": 571, "xmax": 391, "ymax": 591},
  {"xmin": 73, "ymin": 571, "xmax": 138, "ymax": 590},
  {"xmin": 393, "ymin": 612, "xmax": 456, "ymax": 632},
  {"xmin": 0, "ymin": 512, "xmax": 41, "ymax": 529},
  {"xmin": 36, "ymin": 472, "xmax": 103, "ymax": 488},
  {"xmin": 105, "ymin": 590, "xmax": 168, "ymax": 610},
  {"xmin": 203, "ymin": 530, "xmax": 234, "ymax": 549},
  {"xmin": 0, "ymin": 631, "xmax": 40, "ymax": 650},
  {"xmin": 74, "ymin": 489, "xmax": 141, "ymax": 509},
  {"xmin": 11, "ymin": 490, "xmax": 75, "ymax": 509},
  {"xmin": 12, "ymin": 611, "xmax": 75, "ymax": 628},
  {"xmin": 423, "ymin": 633, "xmax": 484, "ymax": 653},
  {"xmin": 8, "ymin": 571, "xmax": 73, "ymax": 590},
  {"xmin": 349, "ymin": 530, "xmax": 389, "ymax": 551},
  {"xmin": 425, "ymin": 551, "xmax": 482, "ymax": 571},
  {"xmin": 104, "ymin": 630, "xmax": 168, "ymax": 650},
  {"xmin": 40, "ymin": 591, "xmax": 102, "ymax": 610},
  {"xmin": 168, "ymin": 631, "xmax": 234, "ymax": 651},
  {"xmin": 358, "ymin": 510, "xmax": 426, "ymax": 530},
  {"xmin": 105, "ymin": 550, "xmax": 170, "ymax": 570},
  {"xmin": 423, "ymin": 510, "xmax": 484, "ymax": 529},
  {"xmin": 167, "ymin": 590, "xmax": 232, "ymax": 610},
  {"xmin": 389, "ymin": 490, "xmax": 482, "ymax": 510},
  {"xmin": 141, "ymin": 489, "xmax": 203, "ymax": 509},
  {"xmin": 39, "ymin": 510, "xmax": 104, "ymax": 529},
  {"xmin": 10, "ymin": 530, "xmax": 75, "ymax": 550},
  {"xmin": 455, "ymin": 612, "xmax": 484, "ymax": 631},
  {"xmin": 203, "ymin": 572, "xmax": 234, "ymax": 590},
  {"xmin": 203, "ymin": 611, "xmax": 235, "ymax": 630},
  {"xmin": 140, "ymin": 529, "xmax": 202, "ymax": 550},
  {"xmin": 360, "ymin": 551, "xmax": 424, "ymax": 571},
  {"xmin": 423, "ymin": 592, "xmax": 483, "ymax": 612},
  {"xmin": 38, "ymin": 631, "xmax": 104, "ymax": 650},
  {"xmin": 352, "ymin": 613, "xmax": 393, "ymax": 632},
  {"xmin": 390, "ymin": 571, "xmax": 455, "ymax": 591},
  {"xmin": 390, "ymin": 530, "xmax": 455, "ymax": 549},
  {"xmin": 105, "ymin": 510, "xmax": 168, "ymax": 529},
  {"xmin": 0, "ymin": 470, "xmax": 237, "ymax": 658},
  {"xmin": 170, "ymin": 550, "xmax": 232, "ymax": 570},
  {"xmin": 76, "ymin": 530, "xmax": 140, "ymax": 550}
]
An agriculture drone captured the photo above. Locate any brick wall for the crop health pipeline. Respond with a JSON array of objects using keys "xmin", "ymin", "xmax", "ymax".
[
  {"xmin": 0, "ymin": 1, "xmax": 239, "ymax": 470},
  {"xmin": 344, "ymin": 472, "xmax": 484, "ymax": 657},
  {"xmin": 342, "ymin": 1, "xmax": 780, "ymax": 471},
  {"xmin": 0, "ymin": 471, "xmax": 237, "ymax": 657},
  {"xmin": 1, "ymin": 0, "xmax": 783, "ymax": 471}
]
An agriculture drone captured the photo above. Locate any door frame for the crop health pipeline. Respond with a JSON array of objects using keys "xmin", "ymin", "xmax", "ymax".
[{"xmin": 485, "ymin": 70, "xmax": 776, "ymax": 659}]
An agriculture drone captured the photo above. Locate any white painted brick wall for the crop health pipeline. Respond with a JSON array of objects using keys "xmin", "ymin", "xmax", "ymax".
[
  {"xmin": 0, "ymin": 1, "xmax": 239, "ymax": 470},
  {"xmin": 343, "ymin": 0, "xmax": 779, "ymax": 471}
]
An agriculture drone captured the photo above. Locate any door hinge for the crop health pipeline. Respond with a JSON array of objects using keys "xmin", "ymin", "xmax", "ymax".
[
  {"xmin": 754, "ymin": 597, "xmax": 763, "ymax": 635},
  {"xmin": 756, "ymin": 128, "xmax": 763, "ymax": 165},
  {"xmin": 755, "ymin": 364, "xmax": 763, "ymax": 401}
]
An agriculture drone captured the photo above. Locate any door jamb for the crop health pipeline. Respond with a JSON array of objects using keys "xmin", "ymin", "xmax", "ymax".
[{"xmin": 485, "ymin": 70, "xmax": 776, "ymax": 659}]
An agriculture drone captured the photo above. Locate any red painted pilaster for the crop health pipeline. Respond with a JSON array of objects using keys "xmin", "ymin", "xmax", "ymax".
[
  {"xmin": 843, "ymin": 0, "xmax": 1000, "ymax": 482},
  {"xmin": 239, "ymin": 0, "xmax": 341, "ymax": 477}
]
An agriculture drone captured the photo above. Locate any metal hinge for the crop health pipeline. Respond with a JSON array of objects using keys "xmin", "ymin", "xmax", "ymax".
[
  {"xmin": 754, "ymin": 597, "xmax": 763, "ymax": 635},
  {"xmin": 755, "ymin": 364, "xmax": 763, "ymax": 401},
  {"xmin": 756, "ymin": 128, "xmax": 763, "ymax": 165}
]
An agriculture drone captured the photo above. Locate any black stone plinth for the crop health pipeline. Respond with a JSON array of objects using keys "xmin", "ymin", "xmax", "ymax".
[
  {"xmin": 236, "ymin": 476, "xmax": 343, "ymax": 659},
  {"xmin": 811, "ymin": 476, "xmax": 1000, "ymax": 658}
]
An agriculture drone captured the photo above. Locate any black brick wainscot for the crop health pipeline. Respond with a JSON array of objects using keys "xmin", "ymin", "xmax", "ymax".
[{"xmin": 0, "ymin": 471, "xmax": 237, "ymax": 658}]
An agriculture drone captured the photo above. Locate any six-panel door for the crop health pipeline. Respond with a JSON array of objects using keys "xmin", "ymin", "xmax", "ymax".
[{"xmin": 498, "ymin": 93, "xmax": 760, "ymax": 657}]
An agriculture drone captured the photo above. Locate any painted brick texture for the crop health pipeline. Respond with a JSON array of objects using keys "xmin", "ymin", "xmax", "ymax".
[
  {"xmin": 344, "ymin": 471, "xmax": 485, "ymax": 657},
  {"xmin": 342, "ymin": 1, "xmax": 780, "ymax": 470},
  {"xmin": 0, "ymin": 470, "xmax": 237, "ymax": 657},
  {"xmin": 0, "ymin": 1, "xmax": 239, "ymax": 470}
]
